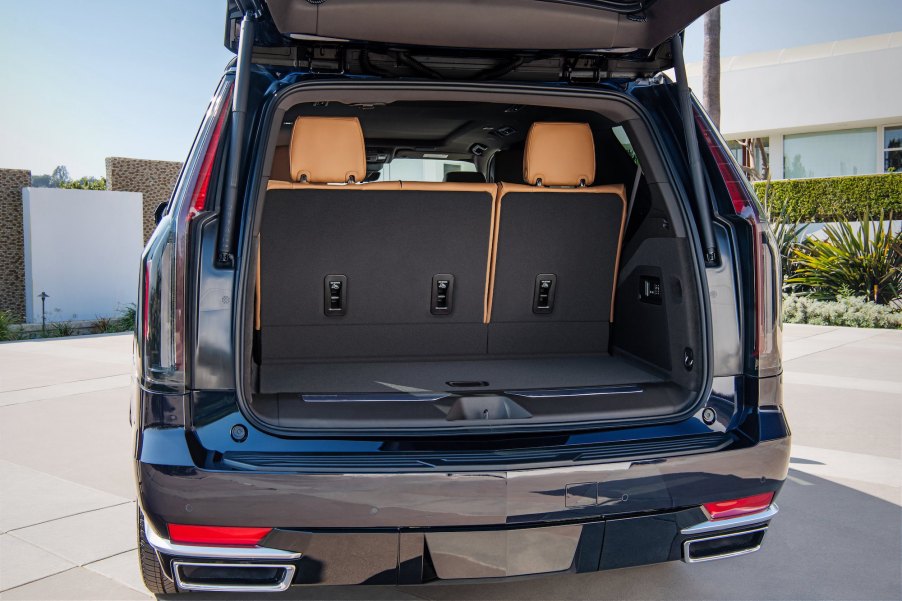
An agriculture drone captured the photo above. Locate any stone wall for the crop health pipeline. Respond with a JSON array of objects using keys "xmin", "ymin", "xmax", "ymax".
[
  {"xmin": 0, "ymin": 168, "xmax": 30, "ymax": 321},
  {"xmin": 106, "ymin": 157, "xmax": 182, "ymax": 242}
]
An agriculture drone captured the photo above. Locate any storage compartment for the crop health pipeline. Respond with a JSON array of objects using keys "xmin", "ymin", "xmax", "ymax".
[{"xmin": 240, "ymin": 97, "xmax": 708, "ymax": 433}]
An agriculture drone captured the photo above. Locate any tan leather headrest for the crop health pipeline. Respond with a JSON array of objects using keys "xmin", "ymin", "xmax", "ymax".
[
  {"xmin": 523, "ymin": 122, "xmax": 595, "ymax": 187},
  {"xmin": 290, "ymin": 117, "xmax": 366, "ymax": 184}
]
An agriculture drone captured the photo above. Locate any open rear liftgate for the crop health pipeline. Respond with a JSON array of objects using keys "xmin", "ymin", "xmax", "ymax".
[{"xmin": 146, "ymin": 6, "xmax": 773, "ymax": 590}]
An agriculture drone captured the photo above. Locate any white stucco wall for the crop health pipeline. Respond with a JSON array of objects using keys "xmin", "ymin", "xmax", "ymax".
[
  {"xmin": 22, "ymin": 187, "xmax": 142, "ymax": 323},
  {"xmin": 683, "ymin": 32, "xmax": 902, "ymax": 139}
]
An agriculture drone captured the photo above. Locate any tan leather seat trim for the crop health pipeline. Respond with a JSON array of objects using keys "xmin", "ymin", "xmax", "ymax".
[
  {"xmin": 267, "ymin": 180, "xmax": 401, "ymax": 191},
  {"xmin": 486, "ymin": 184, "xmax": 502, "ymax": 323},
  {"xmin": 289, "ymin": 117, "xmax": 366, "ymax": 184},
  {"xmin": 399, "ymin": 181, "xmax": 498, "ymax": 323},
  {"xmin": 255, "ymin": 235, "xmax": 261, "ymax": 331},
  {"xmin": 523, "ymin": 122, "xmax": 596, "ymax": 187},
  {"xmin": 492, "ymin": 183, "xmax": 627, "ymax": 323}
]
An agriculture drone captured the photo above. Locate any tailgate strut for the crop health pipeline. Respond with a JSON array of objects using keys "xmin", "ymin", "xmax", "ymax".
[
  {"xmin": 217, "ymin": 2, "xmax": 259, "ymax": 267},
  {"xmin": 670, "ymin": 34, "xmax": 719, "ymax": 266}
]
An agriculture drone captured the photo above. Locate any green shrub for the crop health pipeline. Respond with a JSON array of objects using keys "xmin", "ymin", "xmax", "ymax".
[
  {"xmin": 115, "ymin": 303, "xmax": 137, "ymax": 332},
  {"xmin": 0, "ymin": 310, "xmax": 13, "ymax": 341},
  {"xmin": 50, "ymin": 321, "xmax": 78, "ymax": 337},
  {"xmin": 783, "ymin": 295, "xmax": 902, "ymax": 329},
  {"xmin": 91, "ymin": 316, "xmax": 116, "ymax": 334},
  {"xmin": 767, "ymin": 216, "xmax": 806, "ymax": 288},
  {"xmin": 755, "ymin": 173, "xmax": 902, "ymax": 222},
  {"xmin": 787, "ymin": 214, "xmax": 901, "ymax": 304}
]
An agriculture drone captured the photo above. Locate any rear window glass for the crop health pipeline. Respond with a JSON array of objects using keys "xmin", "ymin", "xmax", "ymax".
[
  {"xmin": 374, "ymin": 159, "xmax": 477, "ymax": 182},
  {"xmin": 612, "ymin": 125, "xmax": 638, "ymax": 165}
]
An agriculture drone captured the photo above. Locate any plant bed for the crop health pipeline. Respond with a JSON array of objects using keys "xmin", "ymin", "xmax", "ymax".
[
  {"xmin": 0, "ymin": 305, "xmax": 135, "ymax": 341},
  {"xmin": 783, "ymin": 295, "xmax": 902, "ymax": 329}
]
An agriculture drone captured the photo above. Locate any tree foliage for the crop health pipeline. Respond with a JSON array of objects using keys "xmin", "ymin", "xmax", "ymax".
[
  {"xmin": 31, "ymin": 165, "xmax": 107, "ymax": 190},
  {"xmin": 59, "ymin": 176, "xmax": 107, "ymax": 190}
]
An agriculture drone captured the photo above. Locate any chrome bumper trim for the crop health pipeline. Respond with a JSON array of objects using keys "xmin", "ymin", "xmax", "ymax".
[
  {"xmin": 144, "ymin": 521, "xmax": 302, "ymax": 560},
  {"xmin": 681, "ymin": 503, "xmax": 779, "ymax": 535},
  {"xmin": 682, "ymin": 526, "xmax": 768, "ymax": 563},
  {"xmin": 172, "ymin": 561, "xmax": 296, "ymax": 592}
]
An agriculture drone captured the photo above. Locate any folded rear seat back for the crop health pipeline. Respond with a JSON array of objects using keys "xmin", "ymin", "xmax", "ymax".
[
  {"xmin": 258, "ymin": 118, "xmax": 495, "ymax": 392},
  {"xmin": 399, "ymin": 181, "xmax": 498, "ymax": 324},
  {"xmin": 489, "ymin": 122, "xmax": 626, "ymax": 355}
]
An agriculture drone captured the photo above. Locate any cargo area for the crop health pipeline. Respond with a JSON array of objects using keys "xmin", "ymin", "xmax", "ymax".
[{"xmin": 240, "ymin": 98, "xmax": 708, "ymax": 432}]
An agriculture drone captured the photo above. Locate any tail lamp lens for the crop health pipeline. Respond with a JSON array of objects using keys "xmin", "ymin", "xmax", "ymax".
[
  {"xmin": 140, "ymin": 81, "xmax": 232, "ymax": 391},
  {"xmin": 168, "ymin": 524, "xmax": 272, "ymax": 546},
  {"xmin": 703, "ymin": 492, "xmax": 775, "ymax": 520},
  {"xmin": 694, "ymin": 109, "xmax": 782, "ymax": 377}
]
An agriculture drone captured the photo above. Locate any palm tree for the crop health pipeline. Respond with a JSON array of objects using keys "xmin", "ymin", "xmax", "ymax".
[{"xmin": 703, "ymin": 6, "xmax": 721, "ymax": 129}]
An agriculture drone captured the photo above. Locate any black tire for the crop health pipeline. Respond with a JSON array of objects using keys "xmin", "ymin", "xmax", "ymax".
[{"xmin": 138, "ymin": 509, "xmax": 180, "ymax": 595}]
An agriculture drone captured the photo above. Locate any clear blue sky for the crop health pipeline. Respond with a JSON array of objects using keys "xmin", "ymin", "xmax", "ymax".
[{"xmin": 1, "ymin": 0, "xmax": 900, "ymax": 178}]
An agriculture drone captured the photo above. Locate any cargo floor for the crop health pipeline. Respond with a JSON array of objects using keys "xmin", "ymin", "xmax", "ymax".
[{"xmin": 258, "ymin": 354, "xmax": 665, "ymax": 394}]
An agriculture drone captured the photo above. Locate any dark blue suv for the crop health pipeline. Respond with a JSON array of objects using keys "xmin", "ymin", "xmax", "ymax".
[{"xmin": 133, "ymin": 0, "xmax": 788, "ymax": 593}]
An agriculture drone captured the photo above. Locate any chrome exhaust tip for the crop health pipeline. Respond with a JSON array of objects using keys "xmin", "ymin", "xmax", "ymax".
[
  {"xmin": 172, "ymin": 561, "xmax": 295, "ymax": 592},
  {"xmin": 682, "ymin": 526, "xmax": 768, "ymax": 563}
]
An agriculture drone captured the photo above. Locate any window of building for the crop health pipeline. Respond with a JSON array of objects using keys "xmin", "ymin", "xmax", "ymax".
[
  {"xmin": 375, "ymin": 158, "xmax": 477, "ymax": 182},
  {"xmin": 783, "ymin": 128, "xmax": 877, "ymax": 179},
  {"xmin": 884, "ymin": 126, "xmax": 902, "ymax": 173},
  {"xmin": 727, "ymin": 138, "xmax": 770, "ymax": 180}
]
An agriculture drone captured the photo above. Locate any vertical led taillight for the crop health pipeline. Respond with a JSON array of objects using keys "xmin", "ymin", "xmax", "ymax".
[
  {"xmin": 140, "ymin": 81, "xmax": 232, "ymax": 391},
  {"xmin": 694, "ymin": 110, "xmax": 782, "ymax": 377}
]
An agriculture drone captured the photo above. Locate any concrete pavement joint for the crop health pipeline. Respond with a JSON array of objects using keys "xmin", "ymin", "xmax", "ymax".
[
  {"xmin": 3, "ymin": 500, "xmax": 136, "ymax": 535},
  {"xmin": 5, "ymin": 530, "xmax": 138, "ymax": 571},
  {"xmin": 783, "ymin": 329, "xmax": 886, "ymax": 363},
  {"xmin": 0, "ymin": 374, "xmax": 131, "ymax": 407},
  {"xmin": 789, "ymin": 444, "xmax": 902, "ymax": 489},
  {"xmin": 0, "ymin": 374, "xmax": 130, "ymax": 395},
  {"xmin": 783, "ymin": 371, "xmax": 902, "ymax": 394},
  {"xmin": 0, "ymin": 568, "xmax": 79, "ymax": 594}
]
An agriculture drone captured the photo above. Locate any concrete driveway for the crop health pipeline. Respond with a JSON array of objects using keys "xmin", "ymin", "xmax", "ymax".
[{"xmin": 1, "ymin": 324, "xmax": 900, "ymax": 600}]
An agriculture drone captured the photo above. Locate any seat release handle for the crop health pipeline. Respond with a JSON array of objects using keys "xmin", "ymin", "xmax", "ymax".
[
  {"xmin": 533, "ymin": 274, "xmax": 556, "ymax": 314},
  {"xmin": 431, "ymin": 274, "xmax": 454, "ymax": 315},
  {"xmin": 324, "ymin": 275, "xmax": 347, "ymax": 316}
]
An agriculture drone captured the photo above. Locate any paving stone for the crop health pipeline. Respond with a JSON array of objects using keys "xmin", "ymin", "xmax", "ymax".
[
  {"xmin": 0, "ymin": 461, "xmax": 129, "ymax": 533},
  {"xmin": 0, "ymin": 565, "xmax": 150, "ymax": 600},
  {"xmin": 11, "ymin": 503, "xmax": 137, "ymax": 566},
  {"xmin": 84, "ymin": 550, "xmax": 149, "ymax": 596},
  {"xmin": 0, "ymin": 534, "xmax": 73, "ymax": 592}
]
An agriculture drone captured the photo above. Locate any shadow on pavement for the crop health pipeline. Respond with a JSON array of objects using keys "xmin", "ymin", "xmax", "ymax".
[{"xmin": 162, "ymin": 469, "xmax": 901, "ymax": 601}]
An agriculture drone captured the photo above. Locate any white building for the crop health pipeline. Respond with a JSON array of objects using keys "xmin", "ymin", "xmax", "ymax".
[
  {"xmin": 22, "ymin": 187, "xmax": 143, "ymax": 323},
  {"xmin": 685, "ymin": 32, "xmax": 902, "ymax": 179}
]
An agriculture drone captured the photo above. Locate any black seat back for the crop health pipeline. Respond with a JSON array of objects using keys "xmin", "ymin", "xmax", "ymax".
[
  {"xmin": 258, "ymin": 118, "xmax": 496, "ymax": 391},
  {"xmin": 489, "ymin": 122, "xmax": 626, "ymax": 355}
]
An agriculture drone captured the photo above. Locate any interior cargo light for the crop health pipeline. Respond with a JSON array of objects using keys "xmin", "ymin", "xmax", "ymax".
[
  {"xmin": 168, "ymin": 524, "xmax": 272, "ymax": 546},
  {"xmin": 703, "ymin": 492, "xmax": 774, "ymax": 520}
]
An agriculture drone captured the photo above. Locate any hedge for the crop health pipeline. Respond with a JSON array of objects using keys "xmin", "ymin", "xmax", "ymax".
[{"xmin": 753, "ymin": 173, "xmax": 902, "ymax": 222}]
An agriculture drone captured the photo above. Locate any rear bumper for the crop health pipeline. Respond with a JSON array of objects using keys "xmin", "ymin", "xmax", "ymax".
[
  {"xmin": 137, "ymin": 430, "xmax": 789, "ymax": 585},
  {"xmin": 143, "ymin": 502, "xmax": 780, "ymax": 587},
  {"xmin": 137, "ymin": 433, "xmax": 789, "ymax": 529}
]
